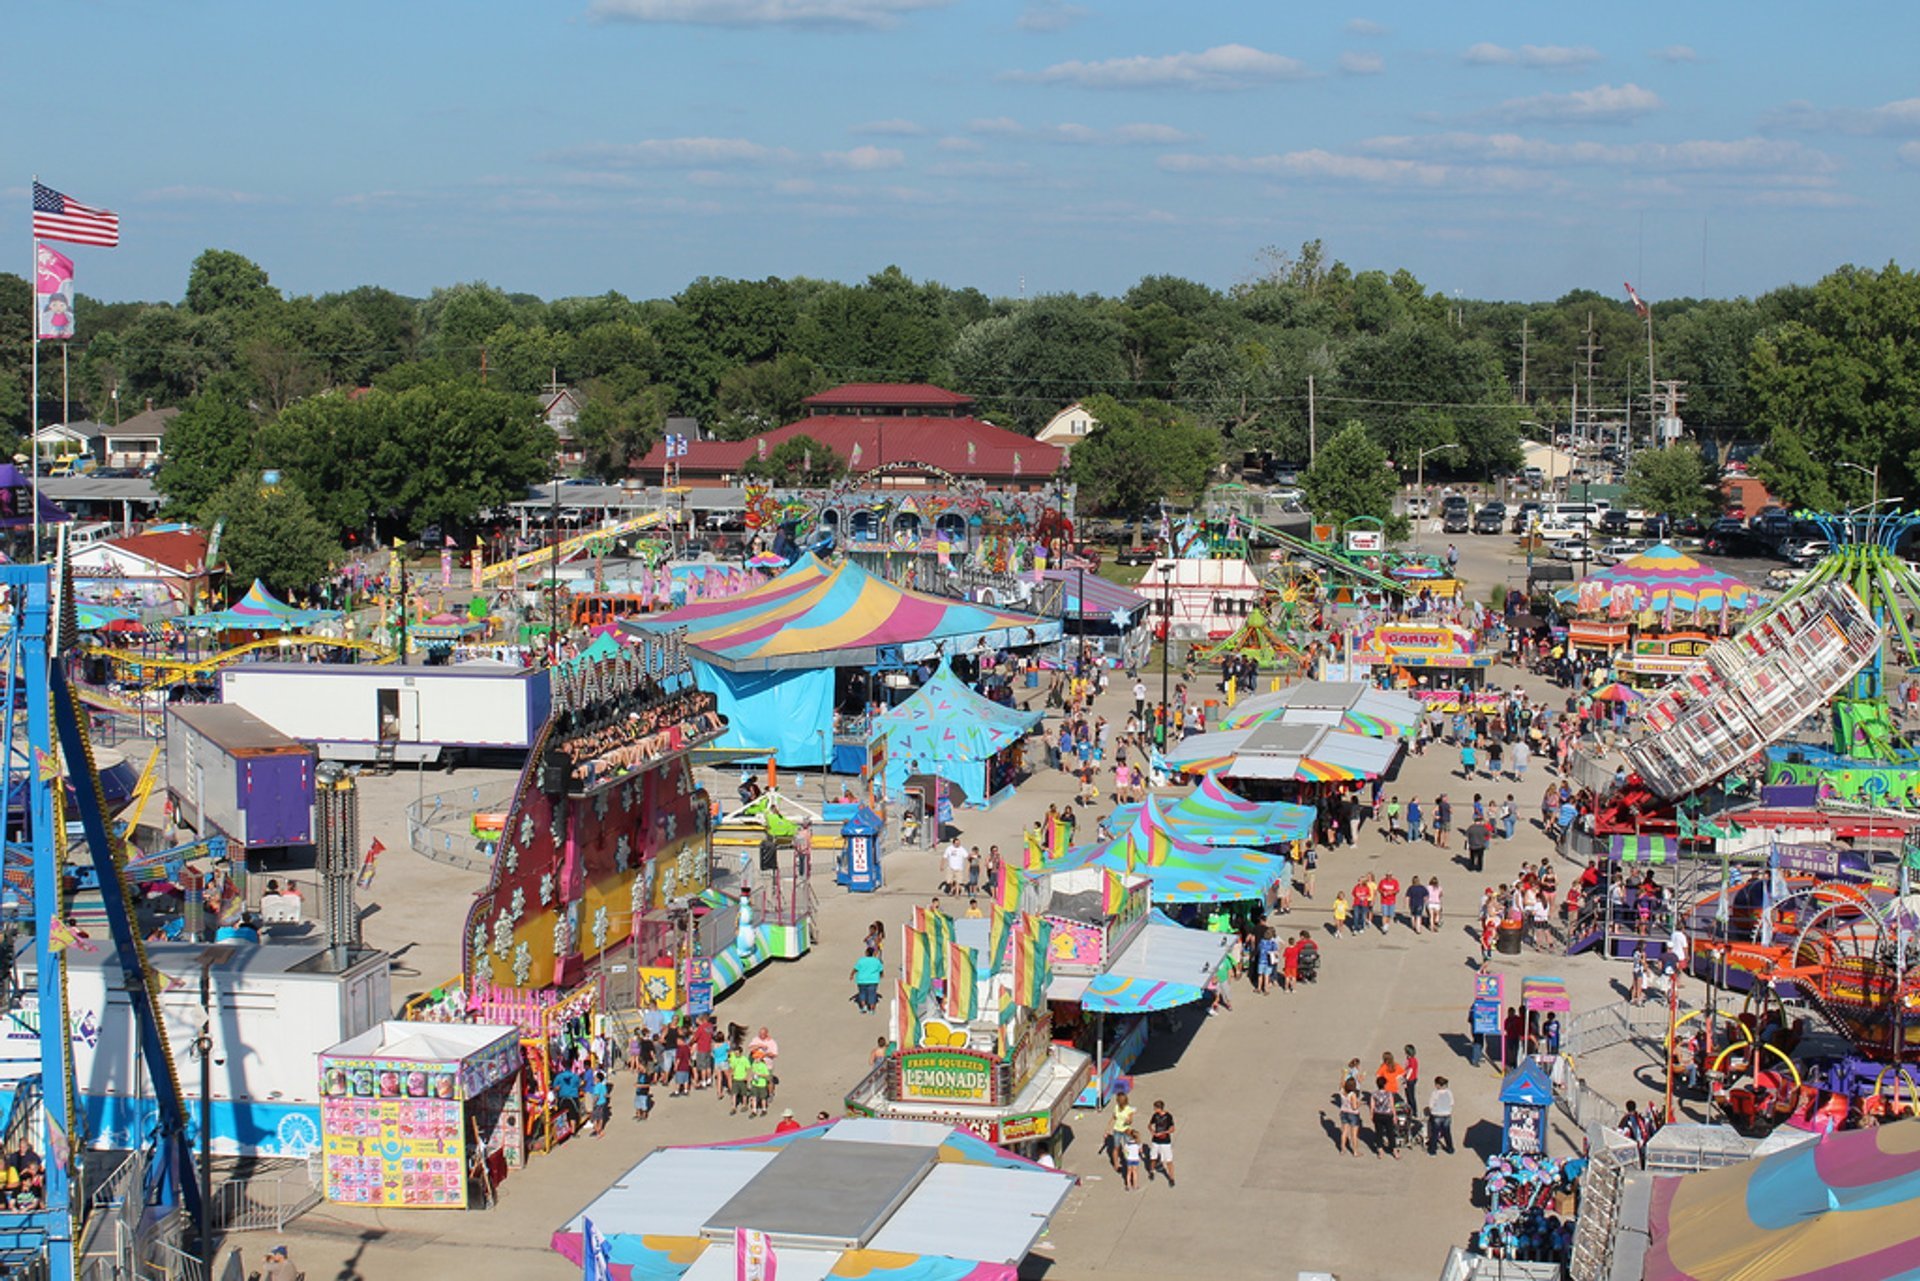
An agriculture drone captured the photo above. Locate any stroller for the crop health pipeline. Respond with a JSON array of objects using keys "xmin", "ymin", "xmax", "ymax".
[
  {"xmin": 1296, "ymin": 945, "xmax": 1321, "ymax": 984},
  {"xmin": 1389, "ymin": 1093, "xmax": 1423, "ymax": 1150}
]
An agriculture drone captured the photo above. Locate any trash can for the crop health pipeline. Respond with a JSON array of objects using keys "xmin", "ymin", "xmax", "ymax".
[
  {"xmin": 1026, "ymin": 671, "xmax": 1039, "ymax": 688},
  {"xmin": 1468, "ymin": 1038, "xmax": 1484, "ymax": 1068},
  {"xmin": 1496, "ymin": 921, "xmax": 1524, "ymax": 955}
]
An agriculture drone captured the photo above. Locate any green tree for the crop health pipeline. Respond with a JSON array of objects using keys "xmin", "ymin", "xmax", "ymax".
[
  {"xmin": 709, "ymin": 354, "xmax": 823, "ymax": 440},
  {"xmin": 740, "ymin": 434, "xmax": 848, "ymax": 487},
  {"xmin": 1751, "ymin": 429, "xmax": 1837, "ymax": 512},
  {"xmin": 793, "ymin": 267, "xmax": 954, "ymax": 382},
  {"xmin": 951, "ymin": 296, "xmax": 1128, "ymax": 434},
  {"xmin": 155, "ymin": 376, "xmax": 258, "ymax": 516},
  {"xmin": 1067, "ymin": 395, "xmax": 1217, "ymax": 519},
  {"xmin": 184, "ymin": 249, "xmax": 278, "ymax": 315},
  {"xmin": 1303, "ymin": 421, "xmax": 1399, "ymax": 531},
  {"xmin": 574, "ymin": 386, "xmax": 669, "ymax": 480},
  {"xmin": 1624, "ymin": 446, "xmax": 1721, "ymax": 517},
  {"xmin": 203, "ymin": 473, "xmax": 339, "ymax": 597}
]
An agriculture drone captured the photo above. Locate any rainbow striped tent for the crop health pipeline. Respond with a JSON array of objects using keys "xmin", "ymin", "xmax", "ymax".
[
  {"xmin": 627, "ymin": 555, "xmax": 1059, "ymax": 767},
  {"xmin": 1110, "ymin": 773, "xmax": 1315, "ymax": 847},
  {"xmin": 179, "ymin": 578, "xmax": 340, "ymax": 631},
  {"xmin": 1043, "ymin": 796, "xmax": 1288, "ymax": 903},
  {"xmin": 630, "ymin": 553, "xmax": 1059, "ymax": 671},
  {"xmin": 1220, "ymin": 679, "xmax": 1422, "ymax": 740}
]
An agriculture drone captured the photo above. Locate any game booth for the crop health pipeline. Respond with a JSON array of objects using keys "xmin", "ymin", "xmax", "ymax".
[{"xmin": 318, "ymin": 1021, "xmax": 524, "ymax": 1210}]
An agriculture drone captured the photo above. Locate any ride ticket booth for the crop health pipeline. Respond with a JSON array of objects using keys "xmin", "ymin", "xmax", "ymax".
[
  {"xmin": 837, "ymin": 805, "xmax": 885, "ymax": 892},
  {"xmin": 1499, "ymin": 1058, "xmax": 1555, "ymax": 1156}
]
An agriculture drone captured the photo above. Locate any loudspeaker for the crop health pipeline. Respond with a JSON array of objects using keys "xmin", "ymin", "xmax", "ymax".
[{"xmin": 539, "ymin": 748, "xmax": 571, "ymax": 796}]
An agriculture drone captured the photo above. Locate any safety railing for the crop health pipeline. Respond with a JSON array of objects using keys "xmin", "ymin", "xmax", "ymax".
[
  {"xmin": 208, "ymin": 1164, "xmax": 320, "ymax": 1235},
  {"xmin": 405, "ymin": 778, "xmax": 518, "ymax": 873}
]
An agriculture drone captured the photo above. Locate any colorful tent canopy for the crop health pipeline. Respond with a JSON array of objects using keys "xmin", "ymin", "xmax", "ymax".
[
  {"xmin": 1520, "ymin": 976, "xmax": 1571, "ymax": 1012},
  {"xmin": 1044, "ymin": 796, "xmax": 1287, "ymax": 903},
  {"xmin": 1557, "ymin": 543, "xmax": 1758, "ymax": 614},
  {"xmin": 1071, "ymin": 924, "xmax": 1231, "ymax": 1013},
  {"xmin": 1110, "ymin": 774, "xmax": 1314, "ymax": 847},
  {"xmin": 870, "ymin": 662, "xmax": 1043, "ymax": 803},
  {"xmin": 1165, "ymin": 721, "xmax": 1401, "ymax": 782},
  {"xmin": 1221, "ymin": 680, "xmax": 1422, "ymax": 739},
  {"xmin": 629, "ymin": 553, "xmax": 1060, "ymax": 671},
  {"xmin": 1645, "ymin": 1117, "xmax": 1920, "ymax": 1281},
  {"xmin": 1194, "ymin": 606, "xmax": 1308, "ymax": 668},
  {"xmin": 1037, "ymin": 568, "xmax": 1148, "ymax": 624},
  {"xmin": 178, "ymin": 578, "xmax": 340, "ymax": 631},
  {"xmin": 1609, "ymin": 834, "xmax": 1676, "ymax": 864}
]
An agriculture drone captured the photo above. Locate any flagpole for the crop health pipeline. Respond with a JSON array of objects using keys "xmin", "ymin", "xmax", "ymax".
[{"xmin": 30, "ymin": 225, "xmax": 41, "ymax": 564}]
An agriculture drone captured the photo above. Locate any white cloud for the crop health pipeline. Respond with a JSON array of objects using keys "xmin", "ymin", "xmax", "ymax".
[
  {"xmin": 926, "ymin": 159, "xmax": 1038, "ymax": 179},
  {"xmin": 586, "ymin": 0, "xmax": 949, "ymax": 28},
  {"xmin": 1492, "ymin": 83, "xmax": 1661, "ymax": 125},
  {"xmin": 1766, "ymin": 96, "xmax": 1920, "ymax": 138},
  {"xmin": 1160, "ymin": 149, "xmax": 1535, "ymax": 192},
  {"xmin": 1901, "ymin": 141, "xmax": 1920, "ymax": 168},
  {"xmin": 549, "ymin": 137, "xmax": 789, "ymax": 167},
  {"xmin": 1463, "ymin": 42, "xmax": 1601, "ymax": 69},
  {"xmin": 936, "ymin": 135, "xmax": 985, "ymax": 152},
  {"xmin": 1003, "ymin": 43, "xmax": 1310, "ymax": 90},
  {"xmin": 1017, "ymin": 0, "xmax": 1087, "ymax": 32},
  {"xmin": 141, "ymin": 185, "xmax": 284, "ymax": 205},
  {"xmin": 1345, "ymin": 17, "xmax": 1388, "ymax": 37},
  {"xmin": 820, "ymin": 145, "xmax": 906, "ymax": 171},
  {"xmin": 1359, "ymin": 131, "xmax": 1836, "ymax": 174},
  {"xmin": 852, "ymin": 118, "xmax": 926, "ymax": 136},
  {"xmin": 1338, "ymin": 50, "xmax": 1383, "ymax": 75},
  {"xmin": 1650, "ymin": 44, "xmax": 1699, "ymax": 63},
  {"xmin": 966, "ymin": 117, "xmax": 1195, "ymax": 145}
]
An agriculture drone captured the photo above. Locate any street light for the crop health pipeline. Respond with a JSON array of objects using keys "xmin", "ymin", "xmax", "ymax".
[
  {"xmin": 1413, "ymin": 443, "xmax": 1463, "ymax": 507},
  {"xmin": 1838, "ymin": 461, "xmax": 1881, "ymax": 530}
]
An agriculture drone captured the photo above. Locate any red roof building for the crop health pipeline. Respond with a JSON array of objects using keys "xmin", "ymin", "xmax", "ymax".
[{"xmin": 637, "ymin": 383, "xmax": 1063, "ymax": 489}]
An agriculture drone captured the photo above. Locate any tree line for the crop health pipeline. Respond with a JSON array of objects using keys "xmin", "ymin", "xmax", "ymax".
[{"xmin": 0, "ymin": 243, "xmax": 1912, "ymax": 562}]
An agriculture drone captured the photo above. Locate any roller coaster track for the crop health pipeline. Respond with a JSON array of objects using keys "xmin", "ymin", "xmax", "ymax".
[
  {"xmin": 83, "ymin": 634, "xmax": 396, "ymax": 690},
  {"xmin": 480, "ymin": 511, "xmax": 671, "ymax": 585}
]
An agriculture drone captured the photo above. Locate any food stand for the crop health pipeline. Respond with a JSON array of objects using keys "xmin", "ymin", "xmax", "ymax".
[
  {"xmin": 1355, "ymin": 622, "xmax": 1491, "ymax": 690},
  {"xmin": 319, "ymin": 1021, "xmax": 523, "ymax": 1209}
]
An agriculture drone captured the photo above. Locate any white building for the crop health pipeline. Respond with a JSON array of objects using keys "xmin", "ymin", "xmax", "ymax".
[{"xmin": 1036, "ymin": 402, "xmax": 1100, "ymax": 455}]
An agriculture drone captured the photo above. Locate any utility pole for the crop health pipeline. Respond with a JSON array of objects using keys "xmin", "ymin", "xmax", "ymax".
[
  {"xmin": 1306, "ymin": 375, "xmax": 1318, "ymax": 463},
  {"xmin": 1518, "ymin": 317, "xmax": 1529, "ymax": 406}
]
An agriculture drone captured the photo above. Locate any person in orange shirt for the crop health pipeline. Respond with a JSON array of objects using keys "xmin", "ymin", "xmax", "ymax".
[{"xmin": 1377, "ymin": 1050, "xmax": 1404, "ymax": 1097}]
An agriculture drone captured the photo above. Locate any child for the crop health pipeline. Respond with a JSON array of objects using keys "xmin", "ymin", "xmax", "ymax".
[
  {"xmin": 1332, "ymin": 891, "xmax": 1350, "ymax": 937},
  {"xmin": 1480, "ymin": 916, "xmax": 1497, "ymax": 964},
  {"xmin": 1121, "ymin": 1129, "xmax": 1144, "ymax": 1190},
  {"xmin": 633, "ymin": 1076, "xmax": 653, "ymax": 1122}
]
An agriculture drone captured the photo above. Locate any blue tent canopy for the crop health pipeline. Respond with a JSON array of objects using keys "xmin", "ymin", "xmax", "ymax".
[{"xmin": 870, "ymin": 662, "xmax": 1042, "ymax": 802}]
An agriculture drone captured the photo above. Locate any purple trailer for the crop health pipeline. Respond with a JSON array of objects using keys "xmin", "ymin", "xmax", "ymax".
[{"xmin": 165, "ymin": 703, "xmax": 315, "ymax": 850}]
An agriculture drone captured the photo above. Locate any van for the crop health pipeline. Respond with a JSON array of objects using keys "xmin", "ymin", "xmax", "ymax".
[
  {"xmin": 67, "ymin": 522, "xmax": 114, "ymax": 549},
  {"xmin": 1545, "ymin": 502, "xmax": 1604, "ymax": 530}
]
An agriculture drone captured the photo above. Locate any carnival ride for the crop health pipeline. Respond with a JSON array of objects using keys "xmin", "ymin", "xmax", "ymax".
[
  {"xmin": 480, "ymin": 511, "xmax": 670, "ymax": 586},
  {"xmin": 0, "ymin": 562, "xmax": 198, "ymax": 1278}
]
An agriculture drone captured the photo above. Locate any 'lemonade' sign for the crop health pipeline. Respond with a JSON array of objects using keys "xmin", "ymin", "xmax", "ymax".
[{"xmin": 896, "ymin": 1049, "xmax": 996, "ymax": 1105}]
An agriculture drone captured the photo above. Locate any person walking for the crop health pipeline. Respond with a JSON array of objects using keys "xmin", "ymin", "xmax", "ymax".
[
  {"xmin": 1120, "ymin": 1129, "xmax": 1144, "ymax": 1190},
  {"xmin": 1434, "ymin": 796, "xmax": 1453, "ymax": 849},
  {"xmin": 1377, "ymin": 873, "xmax": 1400, "ymax": 934},
  {"xmin": 1501, "ymin": 794, "xmax": 1519, "ymax": 841},
  {"xmin": 1148, "ymin": 1100, "xmax": 1176, "ymax": 1186},
  {"xmin": 1370, "ymin": 1077, "xmax": 1400, "ymax": 1159},
  {"xmin": 1426, "ymin": 1077, "xmax": 1455, "ymax": 1155},
  {"xmin": 1338, "ymin": 1080, "xmax": 1363, "ymax": 1157},
  {"xmin": 1401, "ymin": 1044, "xmax": 1420, "ymax": 1115},
  {"xmin": 851, "ymin": 947, "xmax": 883, "ymax": 1014},
  {"xmin": 1407, "ymin": 796, "xmax": 1425, "ymax": 844},
  {"xmin": 1427, "ymin": 876, "xmax": 1444, "ymax": 931},
  {"xmin": 1108, "ymin": 1091, "xmax": 1136, "ymax": 1171},
  {"xmin": 1465, "ymin": 818, "xmax": 1491, "ymax": 873},
  {"xmin": 1351, "ymin": 877, "xmax": 1373, "ymax": 935},
  {"xmin": 1332, "ymin": 890, "xmax": 1350, "ymax": 938}
]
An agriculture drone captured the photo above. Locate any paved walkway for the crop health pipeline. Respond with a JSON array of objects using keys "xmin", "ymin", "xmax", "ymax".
[{"xmin": 257, "ymin": 659, "xmax": 1635, "ymax": 1281}]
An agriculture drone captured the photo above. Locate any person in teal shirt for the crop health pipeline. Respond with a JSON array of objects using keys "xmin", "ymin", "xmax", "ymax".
[{"xmin": 851, "ymin": 948, "xmax": 884, "ymax": 1013}]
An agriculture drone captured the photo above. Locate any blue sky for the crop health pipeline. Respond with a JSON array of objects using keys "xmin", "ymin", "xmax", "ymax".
[{"xmin": 4, "ymin": 1, "xmax": 1917, "ymax": 305}]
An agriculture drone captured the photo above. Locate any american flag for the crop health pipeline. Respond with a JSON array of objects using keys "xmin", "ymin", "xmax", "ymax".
[{"xmin": 33, "ymin": 182, "xmax": 120, "ymax": 247}]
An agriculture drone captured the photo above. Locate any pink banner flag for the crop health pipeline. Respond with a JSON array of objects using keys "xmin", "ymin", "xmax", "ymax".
[
  {"xmin": 470, "ymin": 542, "xmax": 484, "ymax": 592},
  {"xmin": 34, "ymin": 243, "xmax": 75, "ymax": 341},
  {"xmin": 735, "ymin": 1227, "xmax": 777, "ymax": 1281}
]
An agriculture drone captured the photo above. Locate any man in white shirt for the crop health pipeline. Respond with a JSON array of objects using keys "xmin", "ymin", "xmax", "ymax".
[
  {"xmin": 943, "ymin": 839, "xmax": 968, "ymax": 895},
  {"xmin": 1426, "ymin": 1076, "xmax": 1455, "ymax": 1155},
  {"xmin": 1133, "ymin": 680, "xmax": 1147, "ymax": 719}
]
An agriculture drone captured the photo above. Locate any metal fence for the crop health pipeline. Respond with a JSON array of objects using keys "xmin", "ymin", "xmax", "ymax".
[
  {"xmin": 1555, "ymin": 1001, "xmax": 1691, "ymax": 1135},
  {"xmin": 76, "ymin": 1148, "xmax": 147, "ymax": 1281},
  {"xmin": 406, "ymin": 778, "xmax": 517, "ymax": 872},
  {"xmin": 208, "ymin": 1164, "xmax": 320, "ymax": 1235}
]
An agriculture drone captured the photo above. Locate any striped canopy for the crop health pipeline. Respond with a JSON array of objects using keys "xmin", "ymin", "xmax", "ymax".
[
  {"xmin": 1110, "ymin": 774, "xmax": 1314, "ymax": 847},
  {"xmin": 1609, "ymin": 834, "xmax": 1676, "ymax": 864},
  {"xmin": 1221, "ymin": 681, "xmax": 1422, "ymax": 739},
  {"xmin": 1045, "ymin": 796, "xmax": 1286, "ymax": 903},
  {"xmin": 1646, "ymin": 1117, "xmax": 1920, "ymax": 1281},
  {"xmin": 1165, "ymin": 720, "xmax": 1401, "ymax": 782},
  {"xmin": 1557, "ymin": 543, "xmax": 1758, "ymax": 613},
  {"xmin": 628, "ymin": 553, "xmax": 1060, "ymax": 670},
  {"xmin": 179, "ymin": 578, "xmax": 340, "ymax": 631}
]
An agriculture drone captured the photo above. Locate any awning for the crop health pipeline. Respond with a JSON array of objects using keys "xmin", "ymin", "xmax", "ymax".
[
  {"xmin": 1609, "ymin": 834, "xmax": 1675, "ymax": 864},
  {"xmin": 1520, "ymin": 976, "xmax": 1571, "ymax": 1012},
  {"xmin": 1067, "ymin": 923, "xmax": 1230, "ymax": 1014},
  {"xmin": 1221, "ymin": 681, "xmax": 1422, "ymax": 739},
  {"xmin": 1166, "ymin": 721, "xmax": 1401, "ymax": 782}
]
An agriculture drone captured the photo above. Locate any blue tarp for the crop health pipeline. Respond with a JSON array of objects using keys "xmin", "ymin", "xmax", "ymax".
[{"xmin": 692, "ymin": 663, "xmax": 835, "ymax": 768}]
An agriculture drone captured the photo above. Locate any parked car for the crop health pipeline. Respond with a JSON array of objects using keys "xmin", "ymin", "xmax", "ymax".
[
  {"xmin": 1594, "ymin": 540, "xmax": 1644, "ymax": 565},
  {"xmin": 1405, "ymin": 495, "xmax": 1432, "ymax": 519},
  {"xmin": 1551, "ymin": 538, "xmax": 1593, "ymax": 562},
  {"xmin": 1767, "ymin": 566, "xmax": 1811, "ymax": 589},
  {"xmin": 1786, "ymin": 539, "xmax": 1832, "ymax": 568},
  {"xmin": 1441, "ymin": 499, "xmax": 1471, "ymax": 534},
  {"xmin": 1473, "ymin": 502, "xmax": 1507, "ymax": 534},
  {"xmin": 1596, "ymin": 510, "xmax": 1631, "ymax": 537},
  {"xmin": 1511, "ymin": 501, "xmax": 1544, "ymax": 534}
]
